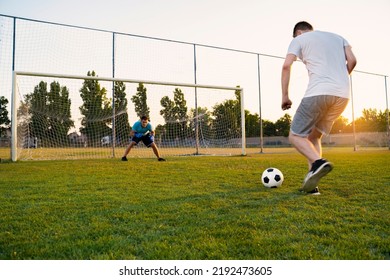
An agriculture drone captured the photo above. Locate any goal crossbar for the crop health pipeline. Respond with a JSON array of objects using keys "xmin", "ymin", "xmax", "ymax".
[
  {"xmin": 11, "ymin": 71, "xmax": 246, "ymax": 161},
  {"xmin": 13, "ymin": 71, "xmax": 240, "ymax": 91}
]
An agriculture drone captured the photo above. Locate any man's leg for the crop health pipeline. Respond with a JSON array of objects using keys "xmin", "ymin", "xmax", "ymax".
[
  {"xmin": 288, "ymin": 132, "xmax": 321, "ymax": 166},
  {"xmin": 150, "ymin": 143, "xmax": 160, "ymax": 158},
  {"xmin": 122, "ymin": 142, "xmax": 135, "ymax": 160},
  {"xmin": 307, "ymin": 128, "xmax": 323, "ymax": 166},
  {"xmin": 150, "ymin": 143, "xmax": 165, "ymax": 161},
  {"xmin": 289, "ymin": 130, "xmax": 332, "ymax": 192}
]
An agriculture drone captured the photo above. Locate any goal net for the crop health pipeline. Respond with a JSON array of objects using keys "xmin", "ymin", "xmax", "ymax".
[{"xmin": 11, "ymin": 71, "xmax": 245, "ymax": 161}]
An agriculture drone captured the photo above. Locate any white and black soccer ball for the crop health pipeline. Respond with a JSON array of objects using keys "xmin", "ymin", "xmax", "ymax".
[{"xmin": 261, "ymin": 167, "xmax": 284, "ymax": 188}]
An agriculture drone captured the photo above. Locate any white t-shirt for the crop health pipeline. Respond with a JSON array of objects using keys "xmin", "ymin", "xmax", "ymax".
[{"xmin": 287, "ymin": 30, "xmax": 350, "ymax": 99}]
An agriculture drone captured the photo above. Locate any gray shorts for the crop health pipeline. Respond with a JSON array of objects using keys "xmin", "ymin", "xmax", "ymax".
[{"xmin": 291, "ymin": 95, "xmax": 349, "ymax": 137}]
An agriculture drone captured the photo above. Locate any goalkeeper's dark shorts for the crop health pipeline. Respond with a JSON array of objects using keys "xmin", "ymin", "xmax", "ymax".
[{"xmin": 131, "ymin": 135, "xmax": 154, "ymax": 147}]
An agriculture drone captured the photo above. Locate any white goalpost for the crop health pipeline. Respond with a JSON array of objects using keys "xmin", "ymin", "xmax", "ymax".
[{"xmin": 11, "ymin": 71, "xmax": 246, "ymax": 161}]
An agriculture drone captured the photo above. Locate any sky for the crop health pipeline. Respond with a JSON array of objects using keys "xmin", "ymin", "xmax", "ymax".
[{"xmin": 1, "ymin": 0, "xmax": 390, "ymax": 123}]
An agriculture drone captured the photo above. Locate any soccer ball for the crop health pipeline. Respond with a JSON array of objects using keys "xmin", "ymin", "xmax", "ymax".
[{"xmin": 261, "ymin": 167, "xmax": 284, "ymax": 188}]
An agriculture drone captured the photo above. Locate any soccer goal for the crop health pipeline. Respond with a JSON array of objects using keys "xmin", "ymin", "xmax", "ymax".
[{"xmin": 11, "ymin": 71, "xmax": 245, "ymax": 161}]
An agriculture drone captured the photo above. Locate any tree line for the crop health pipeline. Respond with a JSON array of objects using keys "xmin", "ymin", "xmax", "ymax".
[{"xmin": 0, "ymin": 71, "xmax": 388, "ymax": 145}]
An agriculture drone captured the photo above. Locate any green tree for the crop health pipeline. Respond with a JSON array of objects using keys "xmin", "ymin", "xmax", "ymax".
[
  {"xmin": 160, "ymin": 88, "xmax": 189, "ymax": 140},
  {"xmin": 47, "ymin": 81, "xmax": 74, "ymax": 145},
  {"xmin": 160, "ymin": 96, "xmax": 176, "ymax": 122},
  {"xmin": 114, "ymin": 81, "xmax": 131, "ymax": 145},
  {"xmin": 24, "ymin": 81, "xmax": 47, "ymax": 144},
  {"xmin": 245, "ymin": 111, "xmax": 260, "ymax": 137},
  {"xmin": 23, "ymin": 81, "xmax": 74, "ymax": 146},
  {"xmin": 0, "ymin": 96, "xmax": 11, "ymax": 137},
  {"xmin": 377, "ymin": 109, "xmax": 389, "ymax": 132},
  {"xmin": 172, "ymin": 88, "xmax": 188, "ymax": 136},
  {"xmin": 211, "ymin": 89, "xmax": 241, "ymax": 139},
  {"xmin": 189, "ymin": 107, "xmax": 211, "ymax": 140},
  {"xmin": 79, "ymin": 71, "xmax": 112, "ymax": 146},
  {"xmin": 354, "ymin": 108, "xmax": 387, "ymax": 132},
  {"xmin": 274, "ymin": 113, "xmax": 291, "ymax": 137},
  {"xmin": 131, "ymin": 83, "xmax": 150, "ymax": 119},
  {"xmin": 330, "ymin": 115, "xmax": 350, "ymax": 134},
  {"xmin": 262, "ymin": 119, "xmax": 276, "ymax": 136}
]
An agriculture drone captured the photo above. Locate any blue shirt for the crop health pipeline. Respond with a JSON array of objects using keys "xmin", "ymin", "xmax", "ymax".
[{"xmin": 132, "ymin": 120, "xmax": 153, "ymax": 137}]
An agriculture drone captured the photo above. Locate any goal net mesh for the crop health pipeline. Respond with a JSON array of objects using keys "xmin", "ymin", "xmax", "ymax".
[{"xmin": 13, "ymin": 72, "xmax": 245, "ymax": 160}]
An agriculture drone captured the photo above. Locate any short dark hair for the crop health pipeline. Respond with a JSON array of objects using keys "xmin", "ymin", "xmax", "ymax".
[
  {"xmin": 293, "ymin": 21, "xmax": 313, "ymax": 38},
  {"xmin": 140, "ymin": 116, "xmax": 149, "ymax": 121}
]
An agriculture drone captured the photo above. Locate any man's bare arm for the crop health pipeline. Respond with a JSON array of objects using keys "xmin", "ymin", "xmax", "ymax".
[
  {"xmin": 345, "ymin": 46, "xmax": 357, "ymax": 74},
  {"xmin": 281, "ymin": 54, "xmax": 296, "ymax": 110}
]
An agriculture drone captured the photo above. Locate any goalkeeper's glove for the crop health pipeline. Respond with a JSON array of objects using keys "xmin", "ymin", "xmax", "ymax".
[
  {"xmin": 135, "ymin": 132, "xmax": 143, "ymax": 138},
  {"xmin": 150, "ymin": 135, "xmax": 155, "ymax": 142}
]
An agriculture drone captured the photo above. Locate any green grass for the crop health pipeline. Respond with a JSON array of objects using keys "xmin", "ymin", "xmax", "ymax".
[{"xmin": 0, "ymin": 148, "xmax": 389, "ymax": 260}]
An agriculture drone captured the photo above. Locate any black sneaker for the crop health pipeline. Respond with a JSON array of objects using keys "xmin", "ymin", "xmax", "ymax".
[
  {"xmin": 121, "ymin": 156, "xmax": 128, "ymax": 161},
  {"xmin": 300, "ymin": 186, "xmax": 321, "ymax": 195},
  {"xmin": 308, "ymin": 187, "xmax": 321, "ymax": 195},
  {"xmin": 158, "ymin": 157, "xmax": 166, "ymax": 161},
  {"xmin": 301, "ymin": 159, "xmax": 333, "ymax": 192}
]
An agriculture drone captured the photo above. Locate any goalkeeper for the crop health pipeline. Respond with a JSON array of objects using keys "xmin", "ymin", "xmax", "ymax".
[{"xmin": 121, "ymin": 116, "xmax": 166, "ymax": 161}]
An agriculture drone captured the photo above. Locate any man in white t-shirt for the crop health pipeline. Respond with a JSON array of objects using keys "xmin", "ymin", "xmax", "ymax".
[{"xmin": 281, "ymin": 21, "xmax": 357, "ymax": 194}]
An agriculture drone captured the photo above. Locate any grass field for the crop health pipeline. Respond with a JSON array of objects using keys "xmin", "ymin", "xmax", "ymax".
[{"xmin": 0, "ymin": 147, "xmax": 389, "ymax": 260}]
